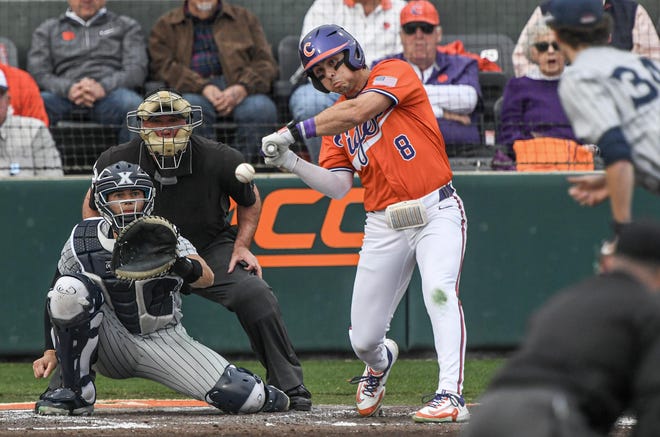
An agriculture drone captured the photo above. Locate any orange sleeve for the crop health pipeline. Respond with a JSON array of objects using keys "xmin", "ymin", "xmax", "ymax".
[
  {"xmin": 1, "ymin": 64, "xmax": 49, "ymax": 126},
  {"xmin": 317, "ymin": 60, "xmax": 452, "ymax": 211}
]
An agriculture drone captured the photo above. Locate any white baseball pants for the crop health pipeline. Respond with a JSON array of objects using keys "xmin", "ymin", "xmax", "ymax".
[{"xmin": 350, "ymin": 185, "xmax": 468, "ymax": 394}]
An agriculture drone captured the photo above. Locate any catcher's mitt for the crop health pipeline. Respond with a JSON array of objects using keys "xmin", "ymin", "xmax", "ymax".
[{"xmin": 111, "ymin": 216, "xmax": 179, "ymax": 280}]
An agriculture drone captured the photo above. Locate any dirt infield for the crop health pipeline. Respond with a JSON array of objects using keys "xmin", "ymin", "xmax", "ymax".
[
  {"xmin": 1, "ymin": 402, "xmax": 464, "ymax": 436},
  {"xmin": 0, "ymin": 400, "xmax": 634, "ymax": 436}
]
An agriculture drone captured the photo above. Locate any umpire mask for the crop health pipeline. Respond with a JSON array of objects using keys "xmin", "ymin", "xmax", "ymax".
[{"xmin": 127, "ymin": 91, "xmax": 203, "ymax": 170}]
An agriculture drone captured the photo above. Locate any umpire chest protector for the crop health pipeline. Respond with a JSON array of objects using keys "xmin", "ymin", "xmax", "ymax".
[{"xmin": 71, "ymin": 219, "xmax": 182, "ymax": 335}]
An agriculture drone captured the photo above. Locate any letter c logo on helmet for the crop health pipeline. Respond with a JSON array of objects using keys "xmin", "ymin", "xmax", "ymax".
[
  {"xmin": 298, "ymin": 24, "xmax": 365, "ymax": 93},
  {"xmin": 302, "ymin": 42, "xmax": 315, "ymax": 58}
]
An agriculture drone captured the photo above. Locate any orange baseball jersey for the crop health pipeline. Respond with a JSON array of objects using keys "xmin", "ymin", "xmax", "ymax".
[{"xmin": 319, "ymin": 59, "xmax": 452, "ymax": 211}]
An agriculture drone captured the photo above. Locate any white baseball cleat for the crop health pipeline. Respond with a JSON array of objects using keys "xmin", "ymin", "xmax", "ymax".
[
  {"xmin": 412, "ymin": 390, "xmax": 470, "ymax": 423},
  {"xmin": 350, "ymin": 338, "xmax": 398, "ymax": 417}
]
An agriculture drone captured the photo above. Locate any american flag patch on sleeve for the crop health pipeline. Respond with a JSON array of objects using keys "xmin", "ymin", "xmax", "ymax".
[{"xmin": 373, "ymin": 75, "xmax": 398, "ymax": 87}]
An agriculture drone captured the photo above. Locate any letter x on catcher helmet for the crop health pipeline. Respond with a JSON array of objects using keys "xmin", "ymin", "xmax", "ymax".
[
  {"xmin": 299, "ymin": 24, "xmax": 366, "ymax": 93},
  {"xmin": 126, "ymin": 90, "xmax": 203, "ymax": 170},
  {"xmin": 93, "ymin": 161, "xmax": 155, "ymax": 233}
]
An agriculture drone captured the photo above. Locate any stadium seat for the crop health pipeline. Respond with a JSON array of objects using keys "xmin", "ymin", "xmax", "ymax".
[
  {"xmin": 0, "ymin": 36, "xmax": 18, "ymax": 67},
  {"xmin": 51, "ymin": 123, "xmax": 117, "ymax": 174},
  {"xmin": 493, "ymin": 95, "xmax": 504, "ymax": 132},
  {"xmin": 478, "ymin": 71, "xmax": 508, "ymax": 126},
  {"xmin": 274, "ymin": 34, "xmax": 303, "ymax": 120},
  {"xmin": 441, "ymin": 33, "xmax": 516, "ymax": 78}
]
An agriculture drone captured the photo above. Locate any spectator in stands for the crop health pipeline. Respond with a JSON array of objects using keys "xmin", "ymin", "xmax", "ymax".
[
  {"xmin": 498, "ymin": 22, "xmax": 576, "ymax": 150},
  {"xmin": 498, "ymin": 22, "xmax": 596, "ymax": 172},
  {"xmin": 512, "ymin": 0, "xmax": 660, "ymax": 77},
  {"xmin": 288, "ymin": 0, "xmax": 407, "ymax": 163},
  {"xmin": 27, "ymin": 0, "xmax": 146, "ymax": 143},
  {"xmin": 148, "ymin": 0, "xmax": 278, "ymax": 163},
  {"xmin": 373, "ymin": 1, "xmax": 481, "ymax": 148},
  {"xmin": 0, "ymin": 70, "xmax": 63, "ymax": 177},
  {"xmin": 0, "ymin": 64, "xmax": 48, "ymax": 126}
]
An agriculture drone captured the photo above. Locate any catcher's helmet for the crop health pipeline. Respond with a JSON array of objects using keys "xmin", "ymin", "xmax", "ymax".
[
  {"xmin": 93, "ymin": 161, "xmax": 155, "ymax": 233},
  {"xmin": 126, "ymin": 90, "xmax": 202, "ymax": 170},
  {"xmin": 299, "ymin": 24, "xmax": 366, "ymax": 93}
]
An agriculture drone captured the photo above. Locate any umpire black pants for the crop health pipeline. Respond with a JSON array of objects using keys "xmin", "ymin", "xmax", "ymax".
[{"xmin": 194, "ymin": 235, "xmax": 304, "ymax": 392}]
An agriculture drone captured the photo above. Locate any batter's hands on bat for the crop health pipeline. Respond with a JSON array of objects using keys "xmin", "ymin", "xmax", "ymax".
[
  {"xmin": 33, "ymin": 349, "xmax": 58, "ymax": 379},
  {"xmin": 567, "ymin": 174, "xmax": 609, "ymax": 206},
  {"xmin": 261, "ymin": 128, "xmax": 298, "ymax": 169},
  {"xmin": 228, "ymin": 245, "xmax": 262, "ymax": 278}
]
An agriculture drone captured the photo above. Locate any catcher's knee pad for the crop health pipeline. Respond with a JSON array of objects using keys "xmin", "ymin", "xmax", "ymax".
[
  {"xmin": 48, "ymin": 274, "xmax": 104, "ymax": 325},
  {"xmin": 205, "ymin": 365, "xmax": 267, "ymax": 414},
  {"xmin": 47, "ymin": 274, "xmax": 104, "ymax": 399}
]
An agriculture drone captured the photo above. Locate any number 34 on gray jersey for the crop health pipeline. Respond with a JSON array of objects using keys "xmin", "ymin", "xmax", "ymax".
[{"xmin": 558, "ymin": 46, "xmax": 660, "ymax": 186}]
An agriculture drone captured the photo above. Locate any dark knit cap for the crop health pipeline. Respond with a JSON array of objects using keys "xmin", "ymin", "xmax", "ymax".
[{"xmin": 617, "ymin": 219, "xmax": 660, "ymax": 263}]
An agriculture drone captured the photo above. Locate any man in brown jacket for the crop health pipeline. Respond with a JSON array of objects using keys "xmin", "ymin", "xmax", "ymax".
[{"xmin": 149, "ymin": 0, "xmax": 278, "ymax": 162}]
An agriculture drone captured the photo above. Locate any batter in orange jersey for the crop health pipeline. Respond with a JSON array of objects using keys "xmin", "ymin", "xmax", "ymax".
[
  {"xmin": 321, "ymin": 58, "xmax": 452, "ymax": 211},
  {"xmin": 262, "ymin": 24, "xmax": 469, "ymax": 423}
]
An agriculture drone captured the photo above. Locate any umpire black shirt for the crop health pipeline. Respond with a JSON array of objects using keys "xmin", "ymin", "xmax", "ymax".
[
  {"xmin": 91, "ymin": 136, "xmax": 256, "ymax": 251},
  {"xmin": 487, "ymin": 271, "xmax": 660, "ymax": 433}
]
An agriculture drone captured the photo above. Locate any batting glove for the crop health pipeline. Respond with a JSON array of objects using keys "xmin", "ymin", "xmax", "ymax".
[
  {"xmin": 262, "ymin": 122, "xmax": 301, "ymax": 170},
  {"xmin": 264, "ymin": 148, "xmax": 298, "ymax": 170}
]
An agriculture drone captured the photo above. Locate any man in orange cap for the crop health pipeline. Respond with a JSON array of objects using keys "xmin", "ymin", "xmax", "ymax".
[{"xmin": 374, "ymin": 0, "xmax": 482, "ymax": 148}]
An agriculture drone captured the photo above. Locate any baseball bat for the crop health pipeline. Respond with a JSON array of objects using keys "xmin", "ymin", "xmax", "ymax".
[{"xmin": 264, "ymin": 143, "xmax": 278, "ymax": 156}]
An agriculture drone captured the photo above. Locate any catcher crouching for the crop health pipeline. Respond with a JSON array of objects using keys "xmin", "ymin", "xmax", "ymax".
[{"xmin": 32, "ymin": 161, "xmax": 289, "ymax": 416}]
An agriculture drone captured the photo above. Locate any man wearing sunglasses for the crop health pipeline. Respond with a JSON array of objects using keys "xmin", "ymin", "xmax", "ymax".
[
  {"xmin": 513, "ymin": 0, "xmax": 660, "ymax": 77},
  {"xmin": 372, "ymin": 1, "xmax": 482, "ymax": 150},
  {"xmin": 496, "ymin": 21, "xmax": 581, "ymax": 165}
]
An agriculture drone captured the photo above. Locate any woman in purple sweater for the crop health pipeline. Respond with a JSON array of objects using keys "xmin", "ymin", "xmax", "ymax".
[{"xmin": 497, "ymin": 22, "xmax": 577, "ymax": 154}]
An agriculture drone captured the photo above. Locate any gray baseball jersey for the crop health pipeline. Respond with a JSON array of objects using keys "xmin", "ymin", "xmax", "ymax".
[
  {"xmin": 57, "ymin": 218, "xmax": 230, "ymax": 401},
  {"xmin": 558, "ymin": 47, "xmax": 660, "ymax": 193}
]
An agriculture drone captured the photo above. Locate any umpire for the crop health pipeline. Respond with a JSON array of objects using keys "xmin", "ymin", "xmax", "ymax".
[
  {"xmin": 462, "ymin": 220, "xmax": 660, "ymax": 437},
  {"xmin": 82, "ymin": 90, "xmax": 311, "ymax": 410}
]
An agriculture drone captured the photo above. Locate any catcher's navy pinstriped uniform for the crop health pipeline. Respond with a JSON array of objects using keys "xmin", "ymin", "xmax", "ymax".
[
  {"xmin": 54, "ymin": 218, "xmax": 230, "ymax": 401},
  {"xmin": 36, "ymin": 161, "xmax": 289, "ymax": 416},
  {"xmin": 90, "ymin": 136, "xmax": 307, "ymax": 405},
  {"xmin": 559, "ymin": 47, "xmax": 660, "ymax": 193}
]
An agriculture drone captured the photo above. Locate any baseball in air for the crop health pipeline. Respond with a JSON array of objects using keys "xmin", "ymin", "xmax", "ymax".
[{"xmin": 234, "ymin": 163, "xmax": 256, "ymax": 183}]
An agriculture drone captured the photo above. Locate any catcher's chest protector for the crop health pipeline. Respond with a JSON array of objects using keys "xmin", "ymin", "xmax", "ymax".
[{"xmin": 72, "ymin": 220, "xmax": 181, "ymax": 335}]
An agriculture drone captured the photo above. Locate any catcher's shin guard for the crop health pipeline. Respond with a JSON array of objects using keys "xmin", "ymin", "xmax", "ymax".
[
  {"xmin": 205, "ymin": 365, "xmax": 290, "ymax": 414},
  {"xmin": 47, "ymin": 274, "xmax": 104, "ymax": 404}
]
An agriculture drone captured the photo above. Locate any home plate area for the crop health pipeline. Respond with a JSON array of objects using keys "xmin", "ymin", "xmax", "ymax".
[
  {"xmin": 0, "ymin": 400, "xmax": 634, "ymax": 436},
  {"xmin": 0, "ymin": 400, "xmax": 465, "ymax": 436}
]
